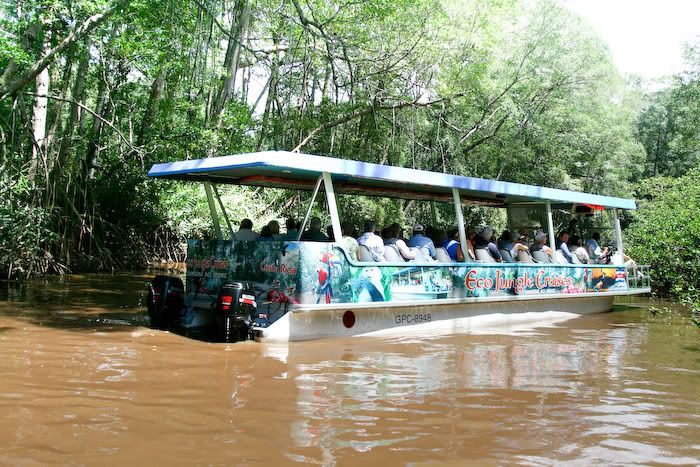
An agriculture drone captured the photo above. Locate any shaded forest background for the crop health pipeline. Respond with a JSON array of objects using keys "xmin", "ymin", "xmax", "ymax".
[{"xmin": 0, "ymin": 0, "xmax": 699, "ymax": 301}]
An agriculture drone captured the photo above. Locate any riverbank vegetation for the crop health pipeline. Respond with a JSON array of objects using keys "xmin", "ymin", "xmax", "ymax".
[{"xmin": 0, "ymin": 0, "xmax": 698, "ymax": 305}]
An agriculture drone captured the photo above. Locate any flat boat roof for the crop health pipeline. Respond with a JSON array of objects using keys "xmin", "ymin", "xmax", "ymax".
[{"xmin": 148, "ymin": 151, "xmax": 636, "ymax": 210}]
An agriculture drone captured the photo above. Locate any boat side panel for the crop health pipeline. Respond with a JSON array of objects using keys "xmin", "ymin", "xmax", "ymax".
[
  {"xmin": 256, "ymin": 294, "xmax": 615, "ymax": 341},
  {"xmin": 183, "ymin": 240, "xmax": 630, "ymax": 329},
  {"xmin": 295, "ymin": 243, "xmax": 629, "ymax": 307}
]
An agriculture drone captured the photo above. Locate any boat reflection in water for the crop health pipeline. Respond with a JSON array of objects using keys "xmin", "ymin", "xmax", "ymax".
[{"xmin": 258, "ymin": 315, "xmax": 695, "ymax": 465}]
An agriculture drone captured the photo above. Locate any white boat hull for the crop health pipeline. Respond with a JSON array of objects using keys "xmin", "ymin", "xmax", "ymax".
[{"xmin": 252, "ymin": 290, "xmax": 648, "ymax": 342}]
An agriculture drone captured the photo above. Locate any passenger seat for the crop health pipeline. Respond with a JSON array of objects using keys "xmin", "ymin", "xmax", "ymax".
[
  {"xmin": 357, "ymin": 245, "xmax": 376, "ymax": 262},
  {"xmin": 383, "ymin": 245, "xmax": 405, "ymax": 262},
  {"xmin": 499, "ymin": 249, "xmax": 516, "ymax": 263},
  {"xmin": 516, "ymin": 250, "xmax": 535, "ymax": 263},
  {"xmin": 475, "ymin": 248, "xmax": 496, "ymax": 263},
  {"xmin": 435, "ymin": 247, "xmax": 452, "ymax": 263},
  {"xmin": 531, "ymin": 250, "xmax": 551, "ymax": 263}
]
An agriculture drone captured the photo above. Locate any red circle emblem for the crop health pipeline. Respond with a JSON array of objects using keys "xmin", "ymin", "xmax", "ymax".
[{"xmin": 342, "ymin": 310, "xmax": 356, "ymax": 328}]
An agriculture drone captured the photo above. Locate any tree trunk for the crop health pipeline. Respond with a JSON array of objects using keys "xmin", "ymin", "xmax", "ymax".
[
  {"xmin": 28, "ymin": 31, "xmax": 52, "ymax": 185},
  {"xmin": 84, "ymin": 74, "xmax": 109, "ymax": 185},
  {"xmin": 45, "ymin": 46, "xmax": 75, "ymax": 162},
  {"xmin": 213, "ymin": 0, "xmax": 251, "ymax": 124},
  {"xmin": 138, "ymin": 67, "xmax": 167, "ymax": 145},
  {"xmin": 55, "ymin": 41, "xmax": 89, "ymax": 176}
]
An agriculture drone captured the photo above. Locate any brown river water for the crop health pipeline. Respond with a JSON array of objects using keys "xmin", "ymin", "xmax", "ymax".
[{"xmin": 0, "ymin": 272, "xmax": 699, "ymax": 466}]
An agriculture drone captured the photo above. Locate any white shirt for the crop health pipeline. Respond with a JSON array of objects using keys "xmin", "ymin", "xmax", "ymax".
[{"xmin": 357, "ymin": 232, "xmax": 385, "ymax": 261}]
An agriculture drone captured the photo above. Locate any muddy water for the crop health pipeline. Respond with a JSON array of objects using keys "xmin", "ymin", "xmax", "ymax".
[{"xmin": 0, "ymin": 273, "xmax": 699, "ymax": 465}]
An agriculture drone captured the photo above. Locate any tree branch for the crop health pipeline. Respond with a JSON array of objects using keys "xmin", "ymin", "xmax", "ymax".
[
  {"xmin": 0, "ymin": 0, "xmax": 130, "ymax": 99},
  {"xmin": 292, "ymin": 92, "xmax": 467, "ymax": 152},
  {"xmin": 24, "ymin": 92, "xmax": 141, "ymax": 155}
]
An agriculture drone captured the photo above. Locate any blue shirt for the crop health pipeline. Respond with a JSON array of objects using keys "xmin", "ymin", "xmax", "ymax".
[
  {"xmin": 499, "ymin": 241, "xmax": 517, "ymax": 258},
  {"xmin": 445, "ymin": 239, "xmax": 460, "ymax": 260},
  {"xmin": 407, "ymin": 234, "xmax": 436, "ymax": 258}
]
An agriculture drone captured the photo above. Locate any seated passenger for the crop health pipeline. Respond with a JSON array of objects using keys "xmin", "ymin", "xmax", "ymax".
[
  {"xmin": 341, "ymin": 222, "xmax": 359, "ymax": 261},
  {"xmin": 530, "ymin": 231, "xmax": 553, "ymax": 262},
  {"xmin": 301, "ymin": 216, "xmax": 330, "ymax": 241},
  {"xmin": 384, "ymin": 223, "xmax": 416, "ymax": 261},
  {"xmin": 268, "ymin": 220, "xmax": 282, "ymax": 240},
  {"xmin": 498, "ymin": 230, "xmax": 530, "ymax": 261},
  {"xmin": 407, "ymin": 223, "xmax": 436, "ymax": 259},
  {"xmin": 466, "ymin": 228, "xmax": 477, "ymax": 260},
  {"xmin": 444, "ymin": 228, "xmax": 465, "ymax": 261},
  {"xmin": 434, "ymin": 229, "xmax": 448, "ymax": 248},
  {"xmin": 234, "ymin": 218, "xmax": 258, "ymax": 241},
  {"xmin": 474, "ymin": 227, "xmax": 502, "ymax": 262},
  {"xmin": 258, "ymin": 224, "xmax": 273, "ymax": 241},
  {"xmin": 586, "ymin": 232, "xmax": 610, "ymax": 264},
  {"xmin": 570, "ymin": 236, "xmax": 591, "ymax": 264},
  {"xmin": 556, "ymin": 231, "xmax": 574, "ymax": 263},
  {"xmin": 280, "ymin": 217, "xmax": 300, "ymax": 240},
  {"xmin": 357, "ymin": 220, "xmax": 385, "ymax": 261}
]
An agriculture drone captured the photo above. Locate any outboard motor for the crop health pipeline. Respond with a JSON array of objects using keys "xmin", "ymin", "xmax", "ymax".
[
  {"xmin": 216, "ymin": 282, "xmax": 256, "ymax": 342},
  {"xmin": 147, "ymin": 275, "xmax": 185, "ymax": 330}
]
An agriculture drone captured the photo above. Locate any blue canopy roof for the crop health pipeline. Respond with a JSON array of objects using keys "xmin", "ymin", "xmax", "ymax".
[{"xmin": 148, "ymin": 151, "xmax": 636, "ymax": 210}]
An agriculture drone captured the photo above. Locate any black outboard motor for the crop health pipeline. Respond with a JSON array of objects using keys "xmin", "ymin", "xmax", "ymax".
[
  {"xmin": 216, "ymin": 282, "xmax": 257, "ymax": 342},
  {"xmin": 147, "ymin": 275, "xmax": 185, "ymax": 330}
]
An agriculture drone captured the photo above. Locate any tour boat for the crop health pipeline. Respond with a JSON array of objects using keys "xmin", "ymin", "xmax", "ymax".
[{"xmin": 146, "ymin": 151, "xmax": 651, "ymax": 342}]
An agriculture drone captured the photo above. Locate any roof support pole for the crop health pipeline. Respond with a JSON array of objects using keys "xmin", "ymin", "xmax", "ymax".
[
  {"xmin": 545, "ymin": 201, "xmax": 557, "ymax": 263},
  {"xmin": 452, "ymin": 188, "xmax": 468, "ymax": 262},
  {"xmin": 204, "ymin": 182, "xmax": 223, "ymax": 241},
  {"xmin": 297, "ymin": 175, "xmax": 323, "ymax": 241},
  {"xmin": 323, "ymin": 171, "xmax": 343, "ymax": 242},
  {"xmin": 613, "ymin": 208, "xmax": 624, "ymax": 259},
  {"xmin": 212, "ymin": 184, "xmax": 234, "ymax": 239}
]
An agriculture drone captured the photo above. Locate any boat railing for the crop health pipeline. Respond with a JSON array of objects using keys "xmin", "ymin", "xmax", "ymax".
[{"xmin": 626, "ymin": 264, "xmax": 651, "ymax": 291}]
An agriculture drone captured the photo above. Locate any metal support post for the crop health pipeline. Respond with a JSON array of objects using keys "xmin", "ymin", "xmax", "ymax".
[
  {"xmin": 322, "ymin": 172, "xmax": 343, "ymax": 242},
  {"xmin": 546, "ymin": 201, "xmax": 557, "ymax": 263},
  {"xmin": 452, "ymin": 188, "xmax": 468, "ymax": 261},
  {"xmin": 613, "ymin": 208, "xmax": 624, "ymax": 259},
  {"xmin": 212, "ymin": 184, "xmax": 234, "ymax": 239},
  {"xmin": 297, "ymin": 175, "xmax": 323, "ymax": 241},
  {"xmin": 204, "ymin": 182, "xmax": 222, "ymax": 241}
]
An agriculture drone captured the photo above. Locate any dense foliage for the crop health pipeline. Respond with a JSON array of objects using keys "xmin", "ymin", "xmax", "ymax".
[
  {"xmin": 0, "ymin": 0, "xmax": 697, "ymax": 303},
  {"xmin": 626, "ymin": 171, "xmax": 700, "ymax": 324},
  {"xmin": 627, "ymin": 171, "xmax": 700, "ymax": 296}
]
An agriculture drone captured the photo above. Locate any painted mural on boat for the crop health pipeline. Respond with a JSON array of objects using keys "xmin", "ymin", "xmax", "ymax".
[{"xmin": 184, "ymin": 240, "xmax": 628, "ymax": 327}]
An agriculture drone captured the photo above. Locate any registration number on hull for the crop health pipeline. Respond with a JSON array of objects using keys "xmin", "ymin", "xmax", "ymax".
[{"xmin": 394, "ymin": 314, "xmax": 432, "ymax": 325}]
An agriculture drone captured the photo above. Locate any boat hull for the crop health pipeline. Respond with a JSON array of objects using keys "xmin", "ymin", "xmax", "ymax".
[{"xmin": 253, "ymin": 290, "xmax": 646, "ymax": 342}]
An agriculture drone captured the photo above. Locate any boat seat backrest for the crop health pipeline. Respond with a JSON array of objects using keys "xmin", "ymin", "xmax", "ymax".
[
  {"xmin": 357, "ymin": 245, "xmax": 376, "ymax": 262},
  {"xmin": 516, "ymin": 250, "xmax": 535, "ymax": 263},
  {"xmin": 435, "ymin": 247, "xmax": 452, "ymax": 263},
  {"xmin": 555, "ymin": 250, "xmax": 568, "ymax": 264},
  {"xmin": 531, "ymin": 250, "xmax": 551, "ymax": 263},
  {"xmin": 475, "ymin": 248, "xmax": 496, "ymax": 263},
  {"xmin": 409, "ymin": 247, "xmax": 433, "ymax": 263},
  {"xmin": 383, "ymin": 244, "xmax": 405, "ymax": 262},
  {"xmin": 499, "ymin": 249, "xmax": 516, "ymax": 263}
]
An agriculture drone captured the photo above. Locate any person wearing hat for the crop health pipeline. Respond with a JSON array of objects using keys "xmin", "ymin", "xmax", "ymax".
[
  {"xmin": 530, "ymin": 230, "xmax": 553, "ymax": 259},
  {"xmin": 407, "ymin": 223, "xmax": 436, "ymax": 259}
]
